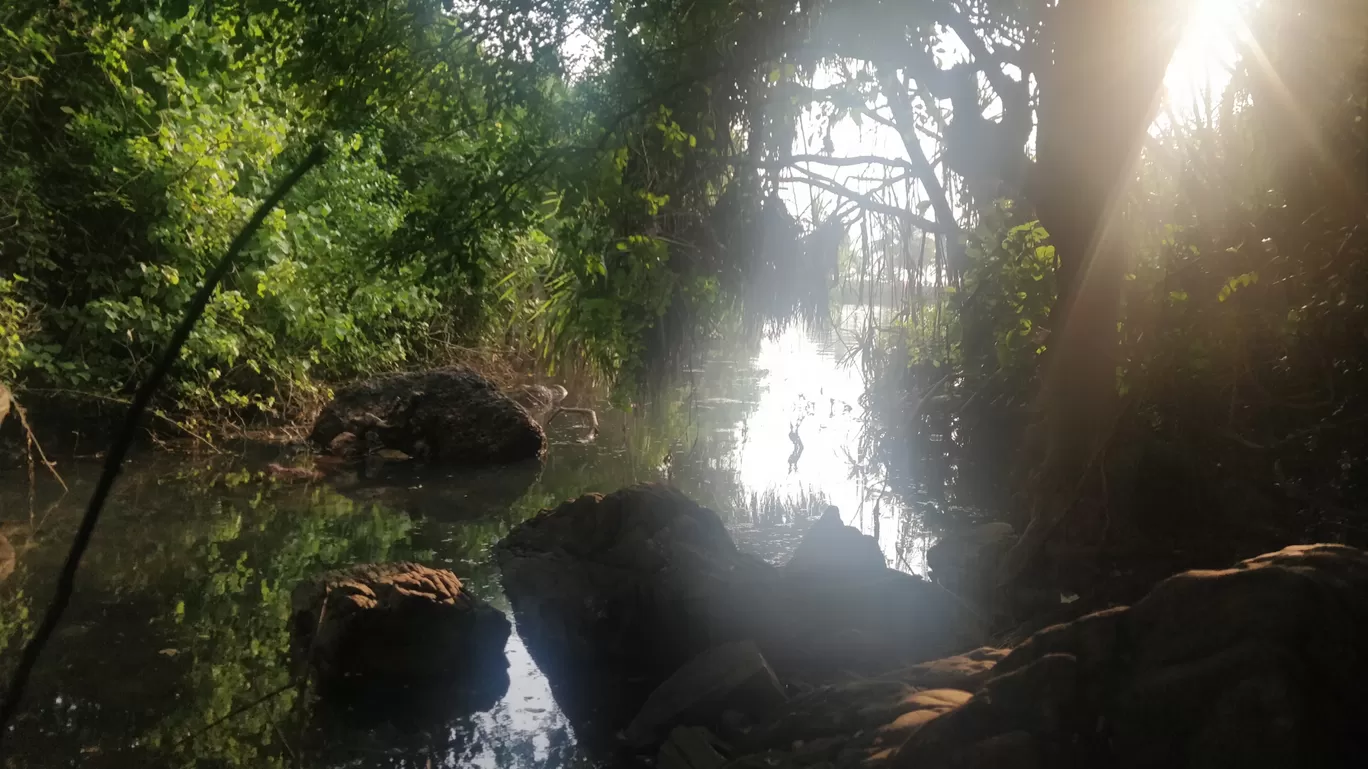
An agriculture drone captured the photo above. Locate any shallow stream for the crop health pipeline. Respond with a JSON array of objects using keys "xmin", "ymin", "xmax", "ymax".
[{"xmin": 0, "ymin": 308, "xmax": 942, "ymax": 768}]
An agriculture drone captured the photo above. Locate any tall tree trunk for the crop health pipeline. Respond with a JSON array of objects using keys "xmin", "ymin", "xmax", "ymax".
[{"xmin": 1000, "ymin": 0, "xmax": 1188, "ymax": 585}]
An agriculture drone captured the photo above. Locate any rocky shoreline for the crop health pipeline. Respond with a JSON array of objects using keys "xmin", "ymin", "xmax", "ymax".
[{"xmin": 289, "ymin": 482, "xmax": 1368, "ymax": 768}]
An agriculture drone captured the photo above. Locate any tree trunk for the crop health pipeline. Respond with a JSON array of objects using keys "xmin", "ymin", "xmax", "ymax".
[{"xmin": 1000, "ymin": 0, "xmax": 1188, "ymax": 586}]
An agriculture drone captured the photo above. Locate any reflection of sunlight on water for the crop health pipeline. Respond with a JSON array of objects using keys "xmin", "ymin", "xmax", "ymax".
[
  {"xmin": 727, "ymin": 306, "xmax": 929, "ymax": 575},
  {"xmin": 461, "ymin": 620, "xmax": 571, "ymax": 768}
]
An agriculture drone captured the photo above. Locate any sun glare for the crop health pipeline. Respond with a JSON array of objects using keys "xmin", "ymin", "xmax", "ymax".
[{"xmin": 1164, "ymin": 0, "xmax": 1250, "ymax": 110}]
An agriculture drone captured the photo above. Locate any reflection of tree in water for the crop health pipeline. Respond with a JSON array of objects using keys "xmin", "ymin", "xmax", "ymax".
[{"xmin": 0, "ymin": 339, "xmax": 855, "ymax": 767}]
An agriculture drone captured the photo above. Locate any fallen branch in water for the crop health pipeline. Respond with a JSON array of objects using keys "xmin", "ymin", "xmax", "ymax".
[
  {"xmin": 0, "ymin": 387, "xmax": 68, "ymax": 493},
  {"xmin": 0, "ymin": 144, "xmax": 329, "ymax": 745}
]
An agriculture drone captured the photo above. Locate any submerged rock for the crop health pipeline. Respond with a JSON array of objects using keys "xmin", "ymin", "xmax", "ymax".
[
  {"xmin": 264, "ymin": 462, "xmax": 325, "ymax": 483},
  {"xmin": 310, "ymin": 368, "xmax": 546, "ymax": 465},
  {"xmin": 290, "ymin": 562, "xmax": 511, "ymax": 712}
]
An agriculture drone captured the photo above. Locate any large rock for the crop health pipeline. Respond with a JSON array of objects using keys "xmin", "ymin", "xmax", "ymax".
[
  {"xmin": 497, "ymin": 485, "xmax": 778, "ymax": 681},
  {"xmin": 290, "ymin": 562, "xmax": 512, "ymax": 713},
  {"xmin": 310, "ymin": 368, "xmax": 546, "ymax": 465},
  {"xmin": 496, "ymin": 485, "xmax": 985, "ymax": 744},
  {"xmin": 888, "ymin": 544, "xmax": 1368, "ymax": 769}
]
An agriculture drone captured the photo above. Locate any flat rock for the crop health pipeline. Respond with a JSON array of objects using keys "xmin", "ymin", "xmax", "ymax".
[
  {"xmin": 626, "ymin": 640, "xmax": 787, "ymax": 747},
  {"xmin": 659, "ymin": 726, "xmax": 729, "ymax": 769}
]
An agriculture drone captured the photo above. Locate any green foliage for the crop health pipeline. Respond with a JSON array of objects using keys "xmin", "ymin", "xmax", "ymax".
[
  {"xmin": 959, "ymin": 203, "xmax": 1057, "ymax": 381},
  {"xmin": 0, "ymin": 0, "xmax": 763, "ymax": 420},
  {"xmin": 861, "ymin": 0, "xmax": 1368, "ymax": 528},
  {"xmin": 0, "ymin": 276, "xmax": 28, "ymax": 381}
]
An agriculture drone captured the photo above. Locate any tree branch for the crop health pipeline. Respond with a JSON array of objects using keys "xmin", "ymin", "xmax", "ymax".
[
  {"xmin": 875, "ymin": 67, "xmax": 960, "ymax": 234},
  {"xmin": 779, "ymin": 170, "xmax": 947, "ymax": 233},
  {"xmin": 785, "ymin": 153, "xmax": 916, "ymax": 171}
]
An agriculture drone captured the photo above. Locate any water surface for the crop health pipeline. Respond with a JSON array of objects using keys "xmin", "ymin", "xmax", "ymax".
[{"xmin": 0, "ymin": 308, "xmax": 938, "ymax": 767}]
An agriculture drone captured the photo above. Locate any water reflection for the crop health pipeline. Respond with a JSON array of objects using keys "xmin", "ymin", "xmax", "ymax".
[
  {"xmin": 0, "ymin": 306, "xmax": 932, "ymax": 767},
  {"xmin": 668, "ymin": 306, "xmax": 932, "ymax": 573}
]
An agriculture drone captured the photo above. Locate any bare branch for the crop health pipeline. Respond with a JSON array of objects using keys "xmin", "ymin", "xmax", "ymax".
[
  {"xmin": 785, "ymin": 154, "xmax": 916, "ymax": 171},
  {"xmin": 779, "ymin": 170, "xmax": 947, "ymax": 233}
]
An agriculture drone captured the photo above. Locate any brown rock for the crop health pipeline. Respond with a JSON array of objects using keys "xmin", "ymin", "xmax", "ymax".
[
  {"xmin": 265, "ymin": 462, "xmax": 325, "ymax": 483},
  {"xmin": 328, "ymin": 431, "xmax": 363, "ymax": 459},
  {"xmin": 883, "ymin": 647, "xmax": 1010, "ymax": 690},
  {"xmin": 290, "ymin": 562, "xmax": 511, "ymax": 689},
  {"xmin": 889, "ymin": 543, "xmax": 1368, "ymax": 769}
]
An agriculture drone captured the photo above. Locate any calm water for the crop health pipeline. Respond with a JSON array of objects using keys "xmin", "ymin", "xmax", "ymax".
[{"xmin": 0, "ymin": 307, "xmax": 939, "ymax": 768}]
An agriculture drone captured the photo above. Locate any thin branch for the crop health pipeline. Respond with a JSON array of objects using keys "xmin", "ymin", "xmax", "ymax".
[
  {"xmin": 12, "ymin": 397, "xmax": 66, "ymax": 492},
  {"xmin": 875, "ymin": 67, "xmax": 960, "ymax": 234},
  {"xmin": 779, "ymin": 171, "xmax": 946, "ymax": 232},
  {"xmin": 785, "ymin": 153, "xmax": 916, "ymax": 171}
]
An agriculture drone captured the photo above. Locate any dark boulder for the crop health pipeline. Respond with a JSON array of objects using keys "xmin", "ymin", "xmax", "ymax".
[
  {"xmin": 495, "ymin": 484, "xmax": 985, "ymax": 745},
  {"xmin": 784, "ymin": 505, "xmax": 887, "ymax": 577},
  {"xmin": 496, "ymin": 484, "xmax": 778, "ymax": 682},
  {"xmin": 926, "ymin": 521, "xmax": 1017, "ymax": 599},
  {"xmin": 888, "ymin": 543, "xmax": 1368, "ymax": 769},
  {"xmin": 777, "ymin": 509, "xmax": 986, "ymax": 678},
  {"xmin": 310, "ymin": 368, "xmax": 545, "ymax": 465},
  {"xmin": 290, "ymin": 562, "xmax": 512, "ymax": 714}
]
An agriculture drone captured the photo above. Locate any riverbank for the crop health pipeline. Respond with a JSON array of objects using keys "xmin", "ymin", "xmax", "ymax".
[
  {"xmin": 492, "ymin": 484, "xmax": 1368, "ymax": 769},
  {"xmin": 0, "ymin": 343, "xmax": 608, "ymax": 468}
]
